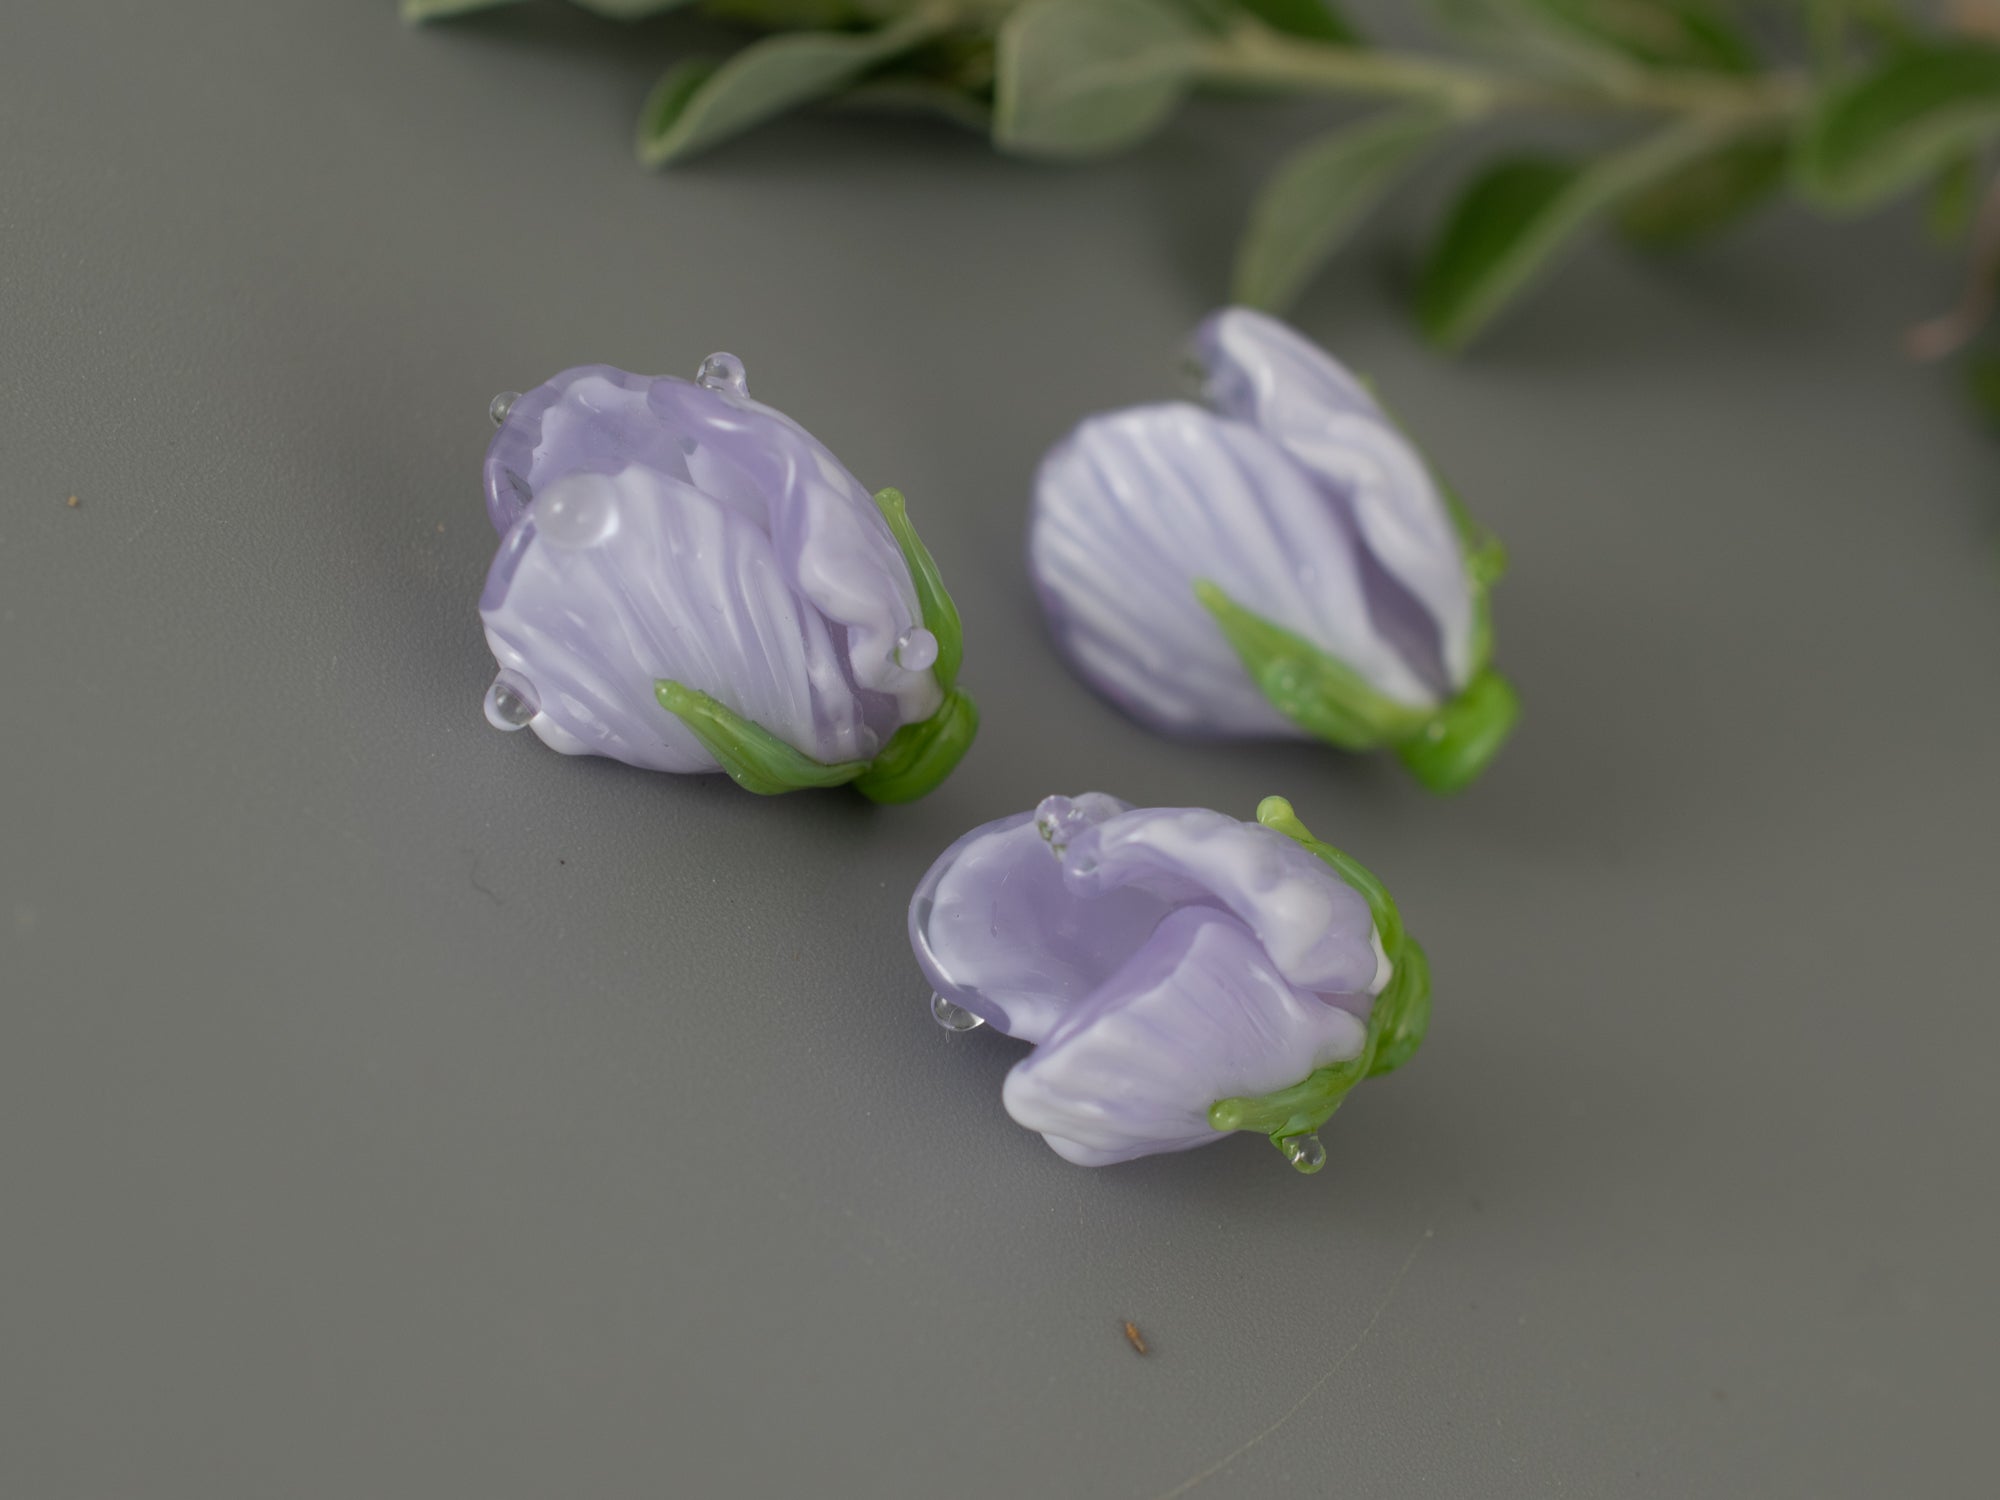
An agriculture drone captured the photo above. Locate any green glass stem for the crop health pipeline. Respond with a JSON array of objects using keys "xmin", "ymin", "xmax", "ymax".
[{"xmin": 1394, "ymin": 666, "xmax": 1520, "ymax": 795}]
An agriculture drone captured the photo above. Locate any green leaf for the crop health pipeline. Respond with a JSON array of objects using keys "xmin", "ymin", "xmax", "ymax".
[
  {"xmin": 872, "ymin": 488, "xmax": 964, "ymax": 692},
  {"xmin": 851, "ymin": 689, "xmax": 980, "ymax": 802},
  {"xmin": 700, "ymin": 0, "xmax": 873, "ymax": 27},
  {"xmin": 401, "ymin": 0, "xmax": 528, "ymax": 20},
  {"xmin": 1418, "ymin": 157, "xmax": 1583, "ymax": 348},
  {"xmin": 1799, "ymin": 44, "xmax": 2000, "ymax": 210},
  {"xmin": 1928, "ymin": 149, "xmax": 1980, "ymax": 243},
  {"xmin": 1232, "ymin": 107, "xmax": 1454, "ymax": 314},
  {"xmin": 1530, "ymin": 0, "xmax": 1757, "ymax": 74},
  {"xmin": 654, "ymin": 681, "xmax": 868, "ymax": 794},
  {"xmin": 1425, "ymin": 0, "xmax": 1753, "ymax": 86},
  {"xmin": 1417, "ymin": 118, "xmax": 1739, "ymax": 348},
  {"xmin": 1193, "ymin": 580, "xmax": 1432, "ymax": 749},
  {"xmin": 637, "ymin": 8, "xmax": 952, "ymax": 165},
  {"xmin": 1617, "ymin": 135, "xmax": 1788, "ymax": 247},
  {"xmin": 837, "ymin": 78, "xmax": 994, "ymax": 133},
  {"xmin": 574, "ymin": 0, "xmax": 705, "ymax": 16},
  {"xmin": 1968, "ymin": 351, "xmax": 2000, "ymax": 428},
  {"xmin": 1828, "ymin": 0, "xmax": 1920, "ymax": 55},
  {"xmin": 640, "ymin": 59, "xmax": 722, "ymax": 155},
  {"xmin": 993, "ymin": 0, "xmax": 1205, "ymax": 160},
  {"xmin": 1233, "ymin": 0, "xmax": 1361, "ymax": 44}
]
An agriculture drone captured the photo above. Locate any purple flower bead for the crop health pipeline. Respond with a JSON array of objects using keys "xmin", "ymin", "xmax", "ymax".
[
  {"xmin": 1028, "ymin": 308, "xmax": 1517, "ymax": 793},
  {"xmin": 910, "ymin": 793, "xmax": 1430, "ymax": 1172},
  {"xmin": 477, "ymin": 358, "xmax": 974, "ymax": 800}
]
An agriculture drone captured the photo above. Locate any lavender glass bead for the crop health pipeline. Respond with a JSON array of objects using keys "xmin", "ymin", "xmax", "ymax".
[
  {"xmin": 1028, "ymin": 307, "xmax": 1516, "ymax": 793},
  {"xmin": 909, "ymin": 793, "xmax": 1431, "ymax": 1172},
  {"xmin": 477, "ymin": 357, "xmax": 975, "ymax": 801}
]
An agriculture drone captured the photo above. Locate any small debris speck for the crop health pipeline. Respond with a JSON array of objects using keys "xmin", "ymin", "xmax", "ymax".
[
  {"xmin": 435, "ymin": 522, "xmax": 445, "ymax": 533},
  {"xmin": 65, "ymin": 494, "xmax": 80, "ymax": 508},
  {"xmin": 1122, "ymin": 1321, "xmax": 1149, "ymax": 1356}
]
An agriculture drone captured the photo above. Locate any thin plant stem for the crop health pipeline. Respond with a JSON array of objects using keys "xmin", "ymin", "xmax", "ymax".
[{"xmin": 1197, "ymin": 19, "xmax": 1810, "ymax": 125}]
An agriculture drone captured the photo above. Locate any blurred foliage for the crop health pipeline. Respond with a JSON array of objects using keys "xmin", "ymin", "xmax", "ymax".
[{"xmin": 409, "ymin": 0, "xmax": 2000, "ymax": 362}]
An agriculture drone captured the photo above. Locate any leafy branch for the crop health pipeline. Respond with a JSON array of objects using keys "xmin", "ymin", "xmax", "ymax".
[{"xmin": 409, "ymin": 0, "xmax": 2000, "ymax": 379}]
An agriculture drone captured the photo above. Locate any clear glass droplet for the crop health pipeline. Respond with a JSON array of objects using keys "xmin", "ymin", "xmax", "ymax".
[
  {"xmin": 930, "ymin": 992, "xmax": 984, "ymax": 1032},
  {"xmin": 484, "ymin": 670, "xmax": 539, "ymax": 731},
  {"xmin": 1035, "ymin": 794, "xmax": 1087, "ymax": 855},
  {"xmin": 489, "ymin": 391, "xmax": 520, "ymax": 427},
  {"xmin": 695, "ymin": 352, "xmax": 747, "ymax": 397},
  {"xmin": 895, "ymin": 627, "xmax": 939, "ymax": 672},
  {"xmin": 531, "ymin": 474, "xmax": 619, "ymax": 550},
  {"xmin": 1280, "ymin": 1133, "xmax": 1327, "ymax": 1175}
]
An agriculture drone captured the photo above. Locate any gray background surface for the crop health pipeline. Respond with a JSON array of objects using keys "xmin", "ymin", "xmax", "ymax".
[{"xmin": 4, "ymin": 2, "xmax": 1996, "ymax": 1495}]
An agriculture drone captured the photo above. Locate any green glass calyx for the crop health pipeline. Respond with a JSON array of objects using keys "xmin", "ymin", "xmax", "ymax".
[
  {"xmin": 873, "ymin": 487, "xmax": 963, "ymax": 692},
  {"xmin": 1206, "ymin": 797, "xmax": 1434, "ymax": 1168},
  {"xmin": 651, "ymin": 485, "xmax": 976, "ymax": 799},
  {"xmin": 852, "ymin": 688, "xmax": 978, "ymax": 804},
  {"xmin": 1393, "ymin": 666, "xmax": 1518, "ymax": 795},
  {"xmin": 1195, "ymin": 576, "xmax": 1517, "ymax": 794},
  {"xmin": 1195, "ymin": 580, "xmax": 1433, "ymax": 750},
  {"xmin": 654, "ymin": 680, "xmax": 869, "ymax": 795},
  {"xmin": 1193, "ymin": 447, "xmax": 1516, "ymax": 791}
]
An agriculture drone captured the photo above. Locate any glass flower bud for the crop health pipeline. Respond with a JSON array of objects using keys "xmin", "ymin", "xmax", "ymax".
[
  {"xmin": 908, "ymin": 792, "xmax": 1431, "ymax": 1171},
  {"xmin": 1029, "ymin": 308, "xmax": 1515, "ymax": 793},
  {"xmin": 477, "ymin": 359, "xmax": 974, "ymax": 801}
]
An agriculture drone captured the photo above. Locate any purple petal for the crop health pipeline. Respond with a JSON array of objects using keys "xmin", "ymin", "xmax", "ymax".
[
  {"xmin": 908, "ymin": 797, "xmax": 1169, "ymax": 1044},
  {"xmin": 481, "ymin": 467, "xmax": 883, "ymax": 770},
  {"xmin": 1190, "ymin": 306, "xmax": 1386, "ymax": 428},
  {"xmin": 1059, "ymin": 805, "xmax": 1385, "ymax": 997},
  {"xmin": 1190, "ymin": 309, "xmax": 1474, "ymax": 692},
  {"xmin": 1001, "ymin": 907, "xmax": 1370, "ymax": 1167},
  {"xmin": 1029, "ymin": 403, "xmax": 1437, "ymax": 738}
]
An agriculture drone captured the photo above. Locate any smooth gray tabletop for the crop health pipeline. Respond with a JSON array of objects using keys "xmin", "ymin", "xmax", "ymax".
[{"xmin": 4, "ymin": 3, "xmax": 1995, "ymax": 1496}]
